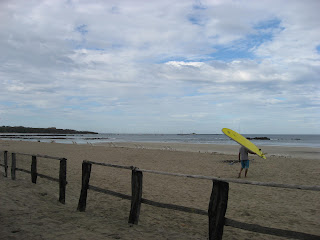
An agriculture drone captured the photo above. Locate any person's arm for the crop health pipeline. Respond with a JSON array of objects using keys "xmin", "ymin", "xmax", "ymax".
[{"xmin": 238, "ymin": 152, "xmax": 241, "ymax": 162}]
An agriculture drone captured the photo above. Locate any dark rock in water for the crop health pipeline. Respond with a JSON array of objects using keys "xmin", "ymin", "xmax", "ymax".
[{"xmin": 246, "ymin": 137, "xmax": 270, "ymax": 140}]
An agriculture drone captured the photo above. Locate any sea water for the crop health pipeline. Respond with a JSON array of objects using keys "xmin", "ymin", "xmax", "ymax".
[{"xmin": 1, "ymin": 133, "xmax": 319, "ymax": 147}]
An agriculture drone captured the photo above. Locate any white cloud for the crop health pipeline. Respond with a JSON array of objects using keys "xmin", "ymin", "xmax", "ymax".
[{"xmin": 166, "ymin": 61, "xmax": 204, "ymax": 68}]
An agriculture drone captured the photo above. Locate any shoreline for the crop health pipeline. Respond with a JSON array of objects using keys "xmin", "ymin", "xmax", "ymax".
[
  {"xmin": 0, "ymin": 139, "xmax": 319, "ymax": 159},
  {"xmin": 1, "ymin": 133, "xmax": 319, "ymax": 149},
  {"xmin": 95, "ymin": 141, "xmax": 320, "ymax": 160}
]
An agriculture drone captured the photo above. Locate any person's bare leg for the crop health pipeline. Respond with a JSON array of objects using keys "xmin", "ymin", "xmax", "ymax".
[
  {"xmin": 245, "ymin": 169, "xmax": 248, "ymax": 177},
  {"xmin": 238, "ymin": 168, "xmax": 243, "ymax": 178}
]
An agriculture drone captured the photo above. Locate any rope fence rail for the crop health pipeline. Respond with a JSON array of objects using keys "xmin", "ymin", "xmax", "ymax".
[
  {"xmin": 13, "ymin": 152, "xmax": 65, "ymax": 161},
  {"xmin": 137, "ymin": 168, "xmax": 320, "ymax": 191},
  {"xmin": 77, "ymin": 160, "xmax": 320, "ymax": 240}
]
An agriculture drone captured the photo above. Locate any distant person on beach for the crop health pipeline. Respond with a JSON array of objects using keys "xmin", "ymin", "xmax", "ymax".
[{"xmin": 238, "ymin": 146, "xmax": 255, "ymax": 178}]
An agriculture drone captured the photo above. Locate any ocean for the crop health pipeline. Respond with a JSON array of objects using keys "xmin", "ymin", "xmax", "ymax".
[{"xmin": 0, "ymin": 133, "xmax": 319, "ymax": 148}]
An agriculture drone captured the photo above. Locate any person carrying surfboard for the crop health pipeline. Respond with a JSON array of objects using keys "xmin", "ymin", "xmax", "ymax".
[
  {"xmin": 221, "ymin": 128, "xmax": 266, "ymax": 178},
  {"xmin": 238, "ymin": 146, "xmax": 255, "ymax": 178}
]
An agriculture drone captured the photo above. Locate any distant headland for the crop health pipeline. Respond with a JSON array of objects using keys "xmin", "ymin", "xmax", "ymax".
[{"xmin": 0, "ymin": 126, "xmax": 98, "ymax": 134}]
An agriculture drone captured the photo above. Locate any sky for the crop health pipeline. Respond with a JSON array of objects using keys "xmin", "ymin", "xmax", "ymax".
[{"xmin": 0, "ymin": 0, "xmax": 319, "ymax": 134}]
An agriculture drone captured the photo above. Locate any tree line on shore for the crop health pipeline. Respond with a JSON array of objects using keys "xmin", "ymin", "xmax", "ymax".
[{"xmin": 0, "ymin": 126, "xmax": 98, "ymax": 134}]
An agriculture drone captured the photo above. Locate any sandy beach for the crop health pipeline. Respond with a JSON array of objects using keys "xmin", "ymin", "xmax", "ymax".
[{"xmin": 0, "ymin": 140, "xmax": 319, "ymax": 239}]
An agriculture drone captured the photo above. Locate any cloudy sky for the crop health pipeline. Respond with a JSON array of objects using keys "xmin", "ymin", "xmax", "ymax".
[{"xmin": 1, "ymin": 0, "xmax": 319, "ymax": 134}]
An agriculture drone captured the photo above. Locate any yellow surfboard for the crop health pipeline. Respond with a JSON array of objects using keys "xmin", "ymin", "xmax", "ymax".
[{"xmin": 222, "ymin": 128, "xmax": 266, "ymax": 159}]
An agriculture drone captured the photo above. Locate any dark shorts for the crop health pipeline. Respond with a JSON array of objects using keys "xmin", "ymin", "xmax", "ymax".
[{"xmin": 241, "ymin": 160, "xmax": 249, "ymax": 169}]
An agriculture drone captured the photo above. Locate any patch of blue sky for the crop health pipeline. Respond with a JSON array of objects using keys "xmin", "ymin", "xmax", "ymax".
[
  {"xmin": 165, "ymin": 21, "xmax": 280, "ymax": 63},
  {"xmin": 111, "ymin": 6, "xmax": 120, "ymax": 14},
  {"xmin": 188, "ymin": 1, "xmax": 207, "ymax": 26},
  {"xmin": 75, "ymin": 24, "xmax": 88, "ymax": 36},
  {"xmin": 245, "ymin": 31, "xmax": 273, "ymax": 49},
  {"xmin": 187, "ymin": 14, "xmax": 205, "ymax": 26},
  {"xmin": 209, "ymin": 46, "xmax": 255, "ymax": 61},
  {"xmin": 316, "ymin": 45, "xmax": 320, "ymax": 54},
  {"xmin": 207, "ymin": 18, "xmax": 284, "ymax": 62},
  {"xmin": 209, "ymin": 29, "xmax": 275, "ymax": 61},
  {"xmin": 254, "ymin": 18, "xmax": 282, "ymax": 30},
  {"xmin": 275, "ymin": 97, "xmax": 286, "ymax": 101},
  {"xmin": 162, "ymin": 18, "xmax": 282, "ymax": 63},
  {"xmin": 1, "ymin": 101, "xmax": 16, "ymax": 107},
  {"xmin": 192, "ymin": 0, "xmax": 207, "ymax": 10}
]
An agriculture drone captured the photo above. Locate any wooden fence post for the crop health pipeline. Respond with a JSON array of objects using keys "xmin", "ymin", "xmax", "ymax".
[
  {"xmin": 31, "ymin": 156, "xmax": 37, "ymax": 183},
  {"xmin": 77, "ymin": 161, "xmax": 92, "ymax": 211},
  {"xmin": 59, "ymin": 158, "xmax": 67, "ymax": 204},
  {"xmin": 11, "ymin": 153, "xmax": 16, "ymax": 180},
  {"xmin": 128, "ymin": 168, "xmax": 143, "ymax": 224},
  {"xmin": 4, "ymin": 151, "xmax": 8, "ymax": 177},
  {"xmin": 208, "ymin": 180, "xmax": 229, "ymax": 240}
]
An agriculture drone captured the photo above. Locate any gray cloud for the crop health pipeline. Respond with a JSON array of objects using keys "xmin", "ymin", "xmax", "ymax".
[{"xmin": 0, "ymin": 0, "xmax": 319, "ymax": 133}]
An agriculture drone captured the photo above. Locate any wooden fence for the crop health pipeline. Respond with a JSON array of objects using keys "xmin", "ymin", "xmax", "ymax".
[
  {"xmin": 0, "ymin": 150, "xmax": 8, "ymax": 177},
  {"xmin": 77, "ymin": 160, "xmax": 320, "ymax": 240},
  {"xmin": 1, "ymin": 150, "xmax": 67, "ymax": 204},
  {"xmin": 1, "ymin": 150, "xmax": 319, "ymax": 239}
]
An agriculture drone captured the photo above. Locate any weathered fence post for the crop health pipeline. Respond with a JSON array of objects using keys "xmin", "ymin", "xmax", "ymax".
[
  {"xmin": 11, "ymin": 153, "xmax": 16, "ymax": 180},
  {"xmin": 4, "ymin": 151, "xmax": 8, "ymax": 177},
  {"xmin": 31, "ymin": 155, "xmax": 37, "ymax": 183},
  {"xmin": 128, "ymin": 168, "xmax": 143, "ymax": 224},
  {"xmin": 77, "ymin": 161, "xmax": 92, "ymax": 211},
  {"xmin": 208, "ymin": 180, "xmax": 229, "ymax": 240},
  {"xmin": 59, "ymin": 158, "xmax": 67, "ymax": 204}
]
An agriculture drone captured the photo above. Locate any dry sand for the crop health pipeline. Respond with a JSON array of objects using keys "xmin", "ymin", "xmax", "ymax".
[{"xmin": 0, "ymin": 140, "xmax": 319, "ymax": 240}]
